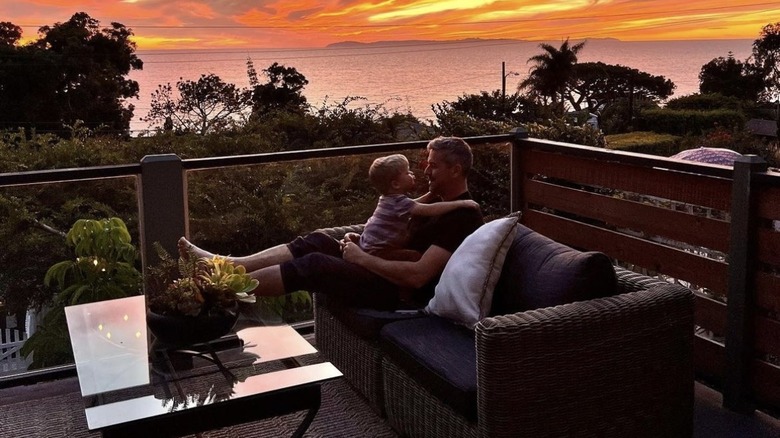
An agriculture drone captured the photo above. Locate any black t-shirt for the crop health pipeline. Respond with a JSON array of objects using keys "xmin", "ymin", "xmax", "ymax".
[{"xmin": 406, "ymin": 191, "xmax": 484, "ymax": 303}]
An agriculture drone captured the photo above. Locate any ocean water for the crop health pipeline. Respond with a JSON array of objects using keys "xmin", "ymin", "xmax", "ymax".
[{"xmin": 128, "ymin": 39, "xmax": 753, "ymax": 134}]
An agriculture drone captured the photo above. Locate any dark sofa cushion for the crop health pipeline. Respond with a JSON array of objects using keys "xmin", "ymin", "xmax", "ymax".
[
  {"xmin": 323, "ymin": 295, "xmax": 424, "ymax": 340},
  {"xmin": 380, "ymin": 315, "xmax": 477, "ymax": 421},
  {"xmin": 491, "ymin": 224, "xmax": 617, "ymax": 316}
]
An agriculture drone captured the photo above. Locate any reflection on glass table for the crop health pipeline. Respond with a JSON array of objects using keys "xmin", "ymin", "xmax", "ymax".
[
  {"xmin": 64, "ymin": 295, "xmax": 149, "ymax": 396},
  {"xmin": 65, "ymin": 296, "xmax": 342, "ymax": 438}
]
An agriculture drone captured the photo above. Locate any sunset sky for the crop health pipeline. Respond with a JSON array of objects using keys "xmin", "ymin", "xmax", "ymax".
[{"xmin": 3, "ymin": 1, "xmax": 778, "ymax": 50}]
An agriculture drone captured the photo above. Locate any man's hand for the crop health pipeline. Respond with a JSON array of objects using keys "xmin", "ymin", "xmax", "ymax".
[{"xmin": 341, "ymin": 240, "xmax": 367, "ymax": 264}]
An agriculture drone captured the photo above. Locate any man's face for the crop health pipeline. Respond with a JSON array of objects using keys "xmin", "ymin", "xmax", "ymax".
[{"xmin": 424, "ymin": 149, "xmax": 456, "ymax": 196}]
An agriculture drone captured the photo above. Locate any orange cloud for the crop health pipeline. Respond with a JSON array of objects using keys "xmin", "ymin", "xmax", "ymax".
[{"xmin": 3, "ymin": 0, "xmax": 778, "ymax": 50}]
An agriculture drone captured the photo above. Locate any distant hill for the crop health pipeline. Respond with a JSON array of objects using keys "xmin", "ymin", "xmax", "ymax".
[{"xmin": 326, "ymin": 37, "xmax": 621, "ymax": 48}]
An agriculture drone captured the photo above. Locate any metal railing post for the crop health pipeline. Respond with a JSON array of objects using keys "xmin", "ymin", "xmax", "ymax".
[
  {"xmin": 723, "ymin": 155, "xmax": 767, "ymax": 413},
  {"xmin": 137, "ymin": 154, "xmax": 188, "ymax": 280},
  {"xmin": 509, "ymin": 127, "xmax": 528, "ymax": 213}
]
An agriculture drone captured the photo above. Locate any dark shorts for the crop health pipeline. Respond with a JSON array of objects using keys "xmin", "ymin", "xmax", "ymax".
[{"xmin": 280, "ymin": 232, "xmax": 400, "ymax": 309}]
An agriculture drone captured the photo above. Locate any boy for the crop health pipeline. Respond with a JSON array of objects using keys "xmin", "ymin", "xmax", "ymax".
[{"xmin": 350, "ymin": 154, "xmax": 479, "ymax": 261}]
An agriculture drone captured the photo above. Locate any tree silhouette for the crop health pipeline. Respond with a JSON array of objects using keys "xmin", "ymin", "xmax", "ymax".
[
  {"xmin": 0, "ymin": 13, "xmax": 143, "ymax": 136},
  {"xmin": 520, "ymin": 38, "xmax": 586, "ymax": 114},
  {"xmin": 144, "ymin": 73, "xmax": 252, "ymax": 134},
  {"xmin": 699, "ymin": 53, "xmax": 765, "ymax": 101}
]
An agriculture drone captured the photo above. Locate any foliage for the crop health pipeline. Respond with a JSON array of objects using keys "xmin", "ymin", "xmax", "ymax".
[
  {"xmin": 20, "ymin": 217, "xmax": 141, "ymax": 368},
  {"xmin": 568, "ymin": 62, "xmax": 675, "ymax": 113},
  {"xmin": 0, "ymin": 130, "xmax": 137, "ymax": 324},
  {"xmin": 666, "ymin": 93, "xmax": 746, "ymax": 111},
  {"xmin": 143, "ymin": 74, "xmax": 252, "ymax": 135},
  {"xmin": 434, "ymin": 90, "xmax": 543, "ymax": 125},
  {"xmin": 752, "ymin": 22, "xmax": 780, "ymax": 103},
  {"xmin": 525, "ymin": 118, "xmax": 606, "ymax": 148},
  {"xmin": 43, "ymin": 217, "xmax": 140, "ymax": 304},
  {"xmin": 0, "ymin": 22, "xmax": 22, "ymax": 46},
  {"xmin": 250, "ymin": 62, "xmax": 309, "ymax": 116},
  {"xmin": 146, "ymin": 244, "xmax": 257, "ymax": 317},
  {"xmin": 699, "ymin": 53, "xmax": 765, "ymax": 101},
  {"xmin": 605, "ymin": 131, "xmax": 682, "ymax": 156},
  {"xmin": 0, "ymin": 13, "xmax": 143, "ymax": 137},
  {"xmin": 598, "ymin": 97, "xmax": 661, "ymax": 134},
  {"xmin": 520, "ymin": 38, "xmax": 586, "ymax": 114},
  {"xmin": 636, "ymin": 108, "xmax": 746, "ymax": 136}
]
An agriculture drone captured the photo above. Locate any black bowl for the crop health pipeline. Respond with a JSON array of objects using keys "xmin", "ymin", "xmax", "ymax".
[{"xmin": 147, "ymin": 306, "xmax": 239, "ymax": 347}]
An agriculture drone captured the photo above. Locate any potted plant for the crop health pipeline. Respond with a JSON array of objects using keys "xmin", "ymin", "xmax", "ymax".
[{"xmin": 145, "ymin": 244, "xmax": 258, "ymax": 346}]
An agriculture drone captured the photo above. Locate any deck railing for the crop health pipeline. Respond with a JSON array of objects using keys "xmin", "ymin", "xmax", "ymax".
[{"xmin": 1, "ymin": 131, "xmax": 778, "ymax": 415}]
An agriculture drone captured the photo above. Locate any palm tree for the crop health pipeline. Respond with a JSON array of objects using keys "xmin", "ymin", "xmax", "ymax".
[{"xmin": 520, "ymin": 38, "xmax": 586, "ymax": 114}]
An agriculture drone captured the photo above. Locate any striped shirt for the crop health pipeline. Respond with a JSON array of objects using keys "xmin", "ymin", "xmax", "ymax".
[{"xmin": 359, "ymin": 194, "xmax": 416, "ymax": 253}]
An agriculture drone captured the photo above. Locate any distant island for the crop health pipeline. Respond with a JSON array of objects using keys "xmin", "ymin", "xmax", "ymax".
[{"xmin": 326, "ymin": 37, "xmax": 622, "ymax": 48}]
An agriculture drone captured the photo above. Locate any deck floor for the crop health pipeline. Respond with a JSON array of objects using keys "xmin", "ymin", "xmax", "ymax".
[{"xmin": 694, "ymin": 382, "xmax": 780, "ymax": 437}]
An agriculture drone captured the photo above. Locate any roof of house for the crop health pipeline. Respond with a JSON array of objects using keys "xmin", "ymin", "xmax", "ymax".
[{"xmin": 746, "ymin": 118, "xmax": 778, "ymax": 137}]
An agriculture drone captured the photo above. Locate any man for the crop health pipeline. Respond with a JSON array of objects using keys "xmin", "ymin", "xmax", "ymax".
[{"xmin": 180, "ymin": 136, "xmax": 483, "ymax": 309}]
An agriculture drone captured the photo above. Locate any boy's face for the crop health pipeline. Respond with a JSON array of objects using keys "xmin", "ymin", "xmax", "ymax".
[{"xmin": 393, "ymin": 163, "xmax": 416, "ymax": 193}]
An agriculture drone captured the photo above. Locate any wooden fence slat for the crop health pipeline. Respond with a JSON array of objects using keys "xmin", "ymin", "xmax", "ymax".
[
  {"xmin": 752, "ymin": 359, "xmax": 780, "ymax": 409},
  {"xmin": 757, "ymin": 185, "xmax": 780, "ymax": 219},
  {"xmin": 755, "ymin": 316, "xmax": 780, "ymax": 358},
  {"xmin": 696, "ymin": 295, "xmax": 727, "ymax": 334},
  {"xmin": 756, "ymin": 227, "xmax": 780, "ymax": 267},
  {"xmin": 520, "ymin": 149, "xmax": 732, "ymax": 211},
  {"xmin": 524, "ymin": 179, "xmax": 730, "ymax": 253},
  {"xmin": 695, "ymin": 335, "xmax": 725, "ymax": 382},
  {"xmin": 522, "ymin": 210, "xmax": 730, "ymax": 294},
  {"xmin": 755, "ymin": 271, "xmax": 780, "ymax": 314}
]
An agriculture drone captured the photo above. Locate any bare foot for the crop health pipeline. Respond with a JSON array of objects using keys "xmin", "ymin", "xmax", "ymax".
[{"xmin": 178, "ymin": 237, "xmax": 215, "ymax": 260}]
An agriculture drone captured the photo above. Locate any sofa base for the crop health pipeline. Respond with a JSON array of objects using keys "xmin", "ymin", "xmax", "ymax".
[
  {"xmin": 314, "ymin": 295, "xmax": 386, "ymax": 416},
  {"xmin": 383, "ymin": 357, "xmax": 478, "ymax": 438}
]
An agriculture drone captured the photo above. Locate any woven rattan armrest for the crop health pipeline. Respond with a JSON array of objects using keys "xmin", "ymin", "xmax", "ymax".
[{"xmin": 474, "ymin": 284, "xmax": 694, "ymax": 438}]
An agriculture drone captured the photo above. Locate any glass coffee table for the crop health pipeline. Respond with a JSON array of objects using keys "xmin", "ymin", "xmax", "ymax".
[{"xmin": 64, "ymin": 295, "xmax": 342, "ymax": 438}]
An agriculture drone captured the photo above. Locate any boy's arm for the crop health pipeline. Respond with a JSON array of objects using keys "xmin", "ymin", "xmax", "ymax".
[
  {"xmin": 410, "ymin": 199, "xmax": 479, "ymax": 217},
  {"xmin": 413, "ymin": 191, "xmax": 437, "ymax": 203}
]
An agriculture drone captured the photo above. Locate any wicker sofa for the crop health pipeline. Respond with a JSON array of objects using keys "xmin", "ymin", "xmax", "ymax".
[{"xmin": 314, "ymin": 223, "xmax": 695, "ymax": 438}]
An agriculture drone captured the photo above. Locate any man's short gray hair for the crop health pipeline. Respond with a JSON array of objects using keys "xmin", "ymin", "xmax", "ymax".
[{"xmin": 426, "ymin": 136, "xmax": 473, "ymax": 175}]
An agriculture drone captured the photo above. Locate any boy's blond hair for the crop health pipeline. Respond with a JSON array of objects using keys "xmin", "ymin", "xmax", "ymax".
[{"xmin": 368, "ymin": 154, "xmax": 409, "ymax": 195}]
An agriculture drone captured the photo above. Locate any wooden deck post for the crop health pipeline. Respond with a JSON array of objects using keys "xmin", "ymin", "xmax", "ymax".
[
  {"xmin": 509, "ymin": 127, "xmax": 528, "ymax": 213},
  {"xmin": 723, "ymin": 155, "xmax": 767, "ymax": 413},
  {"xmin": 137, "ymin": 154, "xmax": 188, "ymax": 281}
]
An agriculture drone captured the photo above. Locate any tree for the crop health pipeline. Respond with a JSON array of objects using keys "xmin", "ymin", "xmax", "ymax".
[
  {"xmin": 440, "ymin": 90, "xmax": 542, "ymax": 123},
  {"xmin": 0, "ymin": 22, "xmax": 21, "ymax": 47},
  {"xmin": 251, "ymin": 62, "xmax": 309, "ymax": 116},
  {"xmin": 0, "ymin": 13, "xmax": 143, "ymax": 136},
  {"xmin": 752, "ymin": 22, "xmax": 780, "ymax": 104},
  {"xmin": 519, "ymin": 38, "xmax": 586, "ymax": 114},
  {"xmin": 699, "ymin": 53, "xmax": 765, "ymax": 101},
  {"xmin": 143, "ymin": 73, "xmax": 252, "ymax": 134},
  {"xmin": 568, "ymin": 62, "xmax": 674, "ymax": 114}
]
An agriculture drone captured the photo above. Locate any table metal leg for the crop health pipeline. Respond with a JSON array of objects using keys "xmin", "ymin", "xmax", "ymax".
[{"xmin": 291, "ymin": 389, "xmax": 321, "ymax": 438}]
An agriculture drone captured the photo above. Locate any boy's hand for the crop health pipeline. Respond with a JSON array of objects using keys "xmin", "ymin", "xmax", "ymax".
[{"xmin": 342, "ymin": 232, "xmax": 361, "ymax": 245}]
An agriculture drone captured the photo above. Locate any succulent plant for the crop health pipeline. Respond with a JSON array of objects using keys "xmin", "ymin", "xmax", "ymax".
[{"xmin": 147, "ymin": 243, "xmax": 257, "ymax": 317}]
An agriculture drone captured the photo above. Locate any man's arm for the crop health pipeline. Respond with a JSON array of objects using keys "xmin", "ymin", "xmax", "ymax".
[
  {"xmin": 410, "ymin": 199, "xmax": 479, "ymax": 217},
  {"xmin": 341, "ymin": 241, "xmax": 451, "ymax": 289}
]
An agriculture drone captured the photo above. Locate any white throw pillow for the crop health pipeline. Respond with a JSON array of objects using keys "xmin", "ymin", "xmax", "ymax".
[{"xmin": 425, "ymin": 214, "xmax": 520, "ymax": 328}]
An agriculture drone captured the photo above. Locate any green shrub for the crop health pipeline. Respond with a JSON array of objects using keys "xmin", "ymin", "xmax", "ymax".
[
  {"xmin": 526, "ymin": 118, "xmax": 606, "ymax": 148},
  {"xmin": 20, "ymin": 217, "xmax": 141, "ymax": 369},
  {"xmin": 636, "ymin": 108, "xmax": 745, "ymax": 136},
  {"xmin": 665, "ymin": 93, "xmax": 745, "ymax": 111},
  {"xmin": 605, "ymin": 131, "xmax": 682, "ymax": 156}
]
